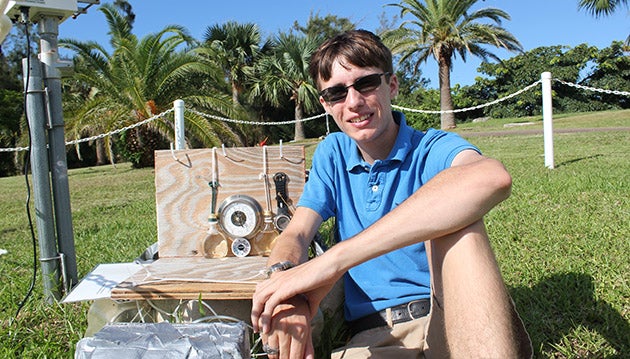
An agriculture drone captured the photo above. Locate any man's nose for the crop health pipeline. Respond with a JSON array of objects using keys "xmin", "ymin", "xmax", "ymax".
[{"xmin": 345, "ymin": 86, "xmax": 365, "ymax": 108}]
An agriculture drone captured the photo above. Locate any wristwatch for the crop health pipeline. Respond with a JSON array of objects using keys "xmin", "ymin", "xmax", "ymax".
[{"xmin": 263, "ymin": 261, "xmax": 296, "ymax": 278}]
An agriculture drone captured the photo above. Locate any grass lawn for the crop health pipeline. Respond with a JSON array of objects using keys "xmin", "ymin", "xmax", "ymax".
[{"xmin": 0, "ymin": 110, "xmax": 628, "ymax": 358}]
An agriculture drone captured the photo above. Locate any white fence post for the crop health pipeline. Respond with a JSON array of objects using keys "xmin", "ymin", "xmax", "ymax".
[
  {"xmin": 174, "ymin": 99, "xmax": 185, "ymax": 150},
  {"xmin": 541, "ymin": 72, "xmax": 554, "ymax": 169}
]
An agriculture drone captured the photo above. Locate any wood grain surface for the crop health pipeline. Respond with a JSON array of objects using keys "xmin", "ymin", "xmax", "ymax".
[
  {"xmin": 155, "ymin": 145, "xmax": 305, "ymax": 258},
  {"xmin": 111, "ymin": 256, "xmax": 268, "ymax": 300}
]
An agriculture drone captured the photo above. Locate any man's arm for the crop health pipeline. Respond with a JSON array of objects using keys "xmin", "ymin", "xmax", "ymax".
[
  {"xmin": 252, "ymin": 151, "xmax": 512, "ymax": 332},
  {"xmin": 343, "ymin": 150, "xmax": 511, "ymax": 265},
  {"xmin": 256, "ymin": 207, "xmax": 324, "ymax": 358},
  {"xmin": 265, "ymin": 206, "xmax": 323, "ymax": 268}
]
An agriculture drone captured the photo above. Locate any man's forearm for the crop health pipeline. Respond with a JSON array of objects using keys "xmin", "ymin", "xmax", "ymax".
[
  {"xmin": 326, "ymin": 156, "xmax": 512, "ymax": 273},
  {"xmin": 266, "ymin": 235, "xmax": 310, "ymax": 266},
  {"xmin": 266, "ymin": 207, "xmax": 323, "ymax": 266}
]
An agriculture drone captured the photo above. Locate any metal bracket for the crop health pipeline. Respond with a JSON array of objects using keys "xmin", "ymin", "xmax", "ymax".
[{"xmin": 39, "ymin": 252, "xmax": 69, "ymax": 294}]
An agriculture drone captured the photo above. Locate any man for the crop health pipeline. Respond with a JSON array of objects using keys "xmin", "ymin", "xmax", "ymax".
[{"xmin": 251, "ymin": 29, "xmax": 532, "ymax": 358}]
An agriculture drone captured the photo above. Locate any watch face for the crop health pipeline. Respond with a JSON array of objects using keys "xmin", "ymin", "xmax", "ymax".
[{"xmin": 218, "ymin": 195, "xmax": 263, "ymax": 239}]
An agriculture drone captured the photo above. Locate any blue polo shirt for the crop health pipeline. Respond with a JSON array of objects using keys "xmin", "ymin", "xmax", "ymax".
[{"xmin": 298, "ymin": 112, "xmax": 479, "ymax": 321}]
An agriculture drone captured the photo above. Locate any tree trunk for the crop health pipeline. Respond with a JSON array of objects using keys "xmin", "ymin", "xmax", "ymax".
[
  {"xmin": 294, "ymin": 102, "xmax": 305, "ymax": 141},
  {"xmin": 124, "ymin": 126, "xmax": 163, "ymax": 168},
  {"xmin": 95, "ymin": 138, "xmax": 107, "ymax": 165},
  {"xmin": 231, "ymin": 81, "xmax": 240, "ymax": 108},
  {"xmin": 438, "ymin": 58, "xmax": 456, "ymax": 129}
]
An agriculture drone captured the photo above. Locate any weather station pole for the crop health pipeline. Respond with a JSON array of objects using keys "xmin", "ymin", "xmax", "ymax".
[
  {"xmin": 4, "ymin": 0, "xmax": 100, "ymax": 302},
  {"xmin": 38, "ymin": 14, "xmax": 78, "ymax": 292},
  {"xmin": 22, "ymin": 53, "xmax": 61, "ymax": 302}
]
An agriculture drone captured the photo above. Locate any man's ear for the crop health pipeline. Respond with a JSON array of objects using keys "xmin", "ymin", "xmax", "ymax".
[
  {"xmin": 388, "ymin": 73, "xmax": 399, "ymax": 98},
  {"xmin": 319, "ymin": 96, "xmax": 329, "ymax": 111}
]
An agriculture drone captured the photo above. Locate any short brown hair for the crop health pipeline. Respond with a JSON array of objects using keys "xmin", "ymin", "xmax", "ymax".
[{"xmin": 309, "ymin": 29, "xmax": 393, "ymax": 89}]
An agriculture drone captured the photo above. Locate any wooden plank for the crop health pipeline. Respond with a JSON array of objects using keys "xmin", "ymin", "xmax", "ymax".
[
  {"xmin": 154, "ymin": 145, "xmax": 305, "ymax": 258},
  {"xmin": 111, "ymin": 256, "xmax": 268, "ymax": 300},
  {"xmin": 111, "ymin": 285, "xmax": 255, "ymax": 300}
]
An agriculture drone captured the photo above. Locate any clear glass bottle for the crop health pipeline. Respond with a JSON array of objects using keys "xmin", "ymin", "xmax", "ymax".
[
  {"xmin": 254, "ymin": 146, "xmax": 280, "ymax": 256},
  {"xmin": 253, "ymin": 210, "xmax": 278, "ymax": 256},
  {"xmin": 202, "ymin": 179, "xmax": 228, "ymax": 258},
  {"xmin": 203, "ymin": 213, "xmax": 228, "ymax": 258}
]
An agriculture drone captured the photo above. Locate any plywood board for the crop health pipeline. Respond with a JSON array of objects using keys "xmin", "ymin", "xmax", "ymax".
[
  {"xmin": 155, "ymin": 145, "xmax": 305, "ymax": 258},
  {"xmin": 111, "ymin": 256, "xmax": 267, "ymax": 300}
]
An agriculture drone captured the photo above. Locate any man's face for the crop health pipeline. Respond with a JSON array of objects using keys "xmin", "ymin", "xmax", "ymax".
[{"xmin": 319, "ymin": 61, "xmax": 399, "ymax": 149}]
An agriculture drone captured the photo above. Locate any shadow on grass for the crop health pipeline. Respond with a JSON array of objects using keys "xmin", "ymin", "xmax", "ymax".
[
  {"xmin": 556, "ymin": 154, "xmax": 603, "ymax": 168},
  {"xmin": 511, "ymin": 272, "xmax": 629, "ymax": 357}
]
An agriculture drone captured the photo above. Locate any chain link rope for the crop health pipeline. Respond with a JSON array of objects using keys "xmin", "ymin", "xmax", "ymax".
[
  {"xmin": 186, "ymin": 108, "xmax": 326, "ymax": 126},
  {"xmin": 2, "ymin": 78, "xmax": 628, "ymax": 153},
  {"xmin": 554, "ymin": 78, "xmax": 630, "ymax": 97},
  {"xmin": 0, "ymin": 109, "xmax": 174, "ymax": 153},
  {"xmin": 392, "ymin": 80, "xmax": 542, "ymax": 114}
]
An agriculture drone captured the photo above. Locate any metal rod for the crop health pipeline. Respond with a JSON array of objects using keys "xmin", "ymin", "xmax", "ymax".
[
  {"xmin": 39, "ymin": 16, "xmax": 78, "ymax": 289},
  {"xmin": 23, "ymin": 55, "xmax": 61, "ymax": 303}
]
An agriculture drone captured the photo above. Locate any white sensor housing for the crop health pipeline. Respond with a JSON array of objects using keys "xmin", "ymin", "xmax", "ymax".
[{"xmin": 4, "ymin": 0, "xmax": 78, "ymax": 23}]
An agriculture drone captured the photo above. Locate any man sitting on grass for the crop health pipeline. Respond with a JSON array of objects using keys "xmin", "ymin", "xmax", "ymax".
[{"xmin": 251, "ymin": 29, "xmax": 532, "ymax": 358}]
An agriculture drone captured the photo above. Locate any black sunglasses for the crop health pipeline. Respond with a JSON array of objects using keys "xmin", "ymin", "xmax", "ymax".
[{"xmin": 320, "ymin": 72, "xmax": 390, "ymax": 103}]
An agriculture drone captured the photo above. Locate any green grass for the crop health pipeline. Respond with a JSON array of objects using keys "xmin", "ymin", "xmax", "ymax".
[
  {"xmin": 1, "ymin": 110, "xmax": 628, "ymax": 358},
  {"xmin": 456, "ymin": 108, "xmax": 630, "ymax": 133},
  {"xmin": 467, "ymin": 130, "xmax": 629, "ymax": 358},
  {"xmin": 0, "ymin": 165, "xmax": 157, "ymax": 357}
]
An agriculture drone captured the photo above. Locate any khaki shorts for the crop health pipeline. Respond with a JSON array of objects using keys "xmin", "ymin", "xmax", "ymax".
[
  {"xmin": 331, "ymin": 296, "xmax": 445, "ymax": 359},
  {"xmin": 331, "ymin": 316, "xmax": 429, "ymax": 359}
]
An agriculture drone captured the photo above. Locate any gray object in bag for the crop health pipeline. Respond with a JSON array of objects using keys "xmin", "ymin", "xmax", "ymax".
[{"xmin": 75, "ymin": 321, "xmax": 249, "ymax": 358}]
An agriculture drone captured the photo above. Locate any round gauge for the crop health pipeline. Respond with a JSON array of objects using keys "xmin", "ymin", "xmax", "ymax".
[
  {"xmin": 231, "ymin": 237, "xmax": 252, "ymax": 257},
  {"xmin": 218, "ymin": 194, "xmax": 263, "ymax": 239},
  {"xmin": 274, "ymin": 214, "xmax": 291, "ymax": 232}
]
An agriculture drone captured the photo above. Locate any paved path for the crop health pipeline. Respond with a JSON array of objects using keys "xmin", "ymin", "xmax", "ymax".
[{"xmin": 459, "ymin": 127, "xmax": 630, "ymax": 137}]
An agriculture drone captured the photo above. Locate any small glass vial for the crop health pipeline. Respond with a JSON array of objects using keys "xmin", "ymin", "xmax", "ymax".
[
  {"xmin": 202, "ymin": 213, "xmax": 228, "ymax": 258},
  {"xmin": 252, "ymin": 211, "xmax": 278, "ymax": 256}
]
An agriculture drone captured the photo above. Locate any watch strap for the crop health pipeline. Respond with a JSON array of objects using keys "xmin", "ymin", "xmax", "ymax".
[{"xmin": 264, "ymin": 261, "xmax": 296, "ymax": 278}]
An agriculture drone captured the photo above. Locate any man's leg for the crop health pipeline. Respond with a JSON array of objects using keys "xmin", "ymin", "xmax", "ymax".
[{"xmin": 424, "ymin": 220, "xmax": 532, "ymax": 358}]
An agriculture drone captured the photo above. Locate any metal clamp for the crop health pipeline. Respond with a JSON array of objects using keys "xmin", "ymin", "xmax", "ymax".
[{"xmin": 39, "ymin": 252, "xmax": 68, "ymax": 294}]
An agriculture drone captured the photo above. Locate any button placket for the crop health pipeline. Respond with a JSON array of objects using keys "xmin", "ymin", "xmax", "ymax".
[{"xmin": 365, "ymin": 166, "xmax": 382, "ymax": 211}]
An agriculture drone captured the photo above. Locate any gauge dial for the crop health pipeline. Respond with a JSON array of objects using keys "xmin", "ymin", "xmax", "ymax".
[
  {"xmin": 231, "ymin": 237, "xmax": 252, "ymax": 257},
  {"xmin": 218, "ymin": 194, "xmax": 263, "ymax": 239},
  {"xmin": 273, "ymin": 213, "xmax": 291, "ymax": 232}
]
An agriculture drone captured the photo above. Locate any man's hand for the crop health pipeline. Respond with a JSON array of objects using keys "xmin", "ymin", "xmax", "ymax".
[
  {"xmin": 252, "ymin": 254, "xmax": 342, "ymax": 335},
  {"xmin": 260, "ymin": 295, "xmax": 315, "ymax": 359}
]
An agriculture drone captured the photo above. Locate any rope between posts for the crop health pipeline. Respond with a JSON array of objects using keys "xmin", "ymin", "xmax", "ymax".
[
  {"xmin": 0, "ymin": 145, "xmax": 30, "ymax": 153},
  {"xmin": 1, "ymin": 78, "xmax": 628, "ymax": 153},
  {"xmin": 554, "ymin": 79, "xmax": 630, "ymax": 96},
  {"xmin": 392, "ymin": 80, "xmax": 542, "ymax": 114},
  {"xmin": 0, "ymin": 109, "xmax": 173, "ymax": 153},
  {"xmin": 66, "ymin": 109, "xmax": 174, "ymax": 146},
  {"xmin": 186, "ymin": 108, "xmax": 326, "ymax": 125}
]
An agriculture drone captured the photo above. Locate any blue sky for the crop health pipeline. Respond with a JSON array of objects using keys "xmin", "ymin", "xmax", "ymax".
[{"xmin": 55, "ymin": 0, "xmax": 628, "ymax": 88}]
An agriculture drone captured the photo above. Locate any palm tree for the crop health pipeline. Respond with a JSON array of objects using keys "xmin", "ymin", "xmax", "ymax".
[
  {"xmin": 578, "ymin": 0, "xmax": 628, "ymax": 16},
  {"xmin": 578, "ymin": 0, "xmax": 629, "ymax": 46},
  {"xmin": 61, "ymin": 3, "xmax": 240, "ymax": 167},
  {"xmin": 382, "ymin": 0, "xmax": 522, "ymax": 129},
  {"xmin": 199, "ymin": 21, "xmax": 267, "ymax": 108},
  {"xmin": 248, "ymin": 33, "xmax": 321, "ymax": 141},
  {"xmin": 113, "ymin": 0, "xmax": 135, "ymax": 25}
]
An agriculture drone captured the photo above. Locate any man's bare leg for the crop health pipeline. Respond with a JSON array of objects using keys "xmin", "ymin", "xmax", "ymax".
[{"xmin": 424, "ymin": 220, "xmax": 532, "ymax": 358}]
